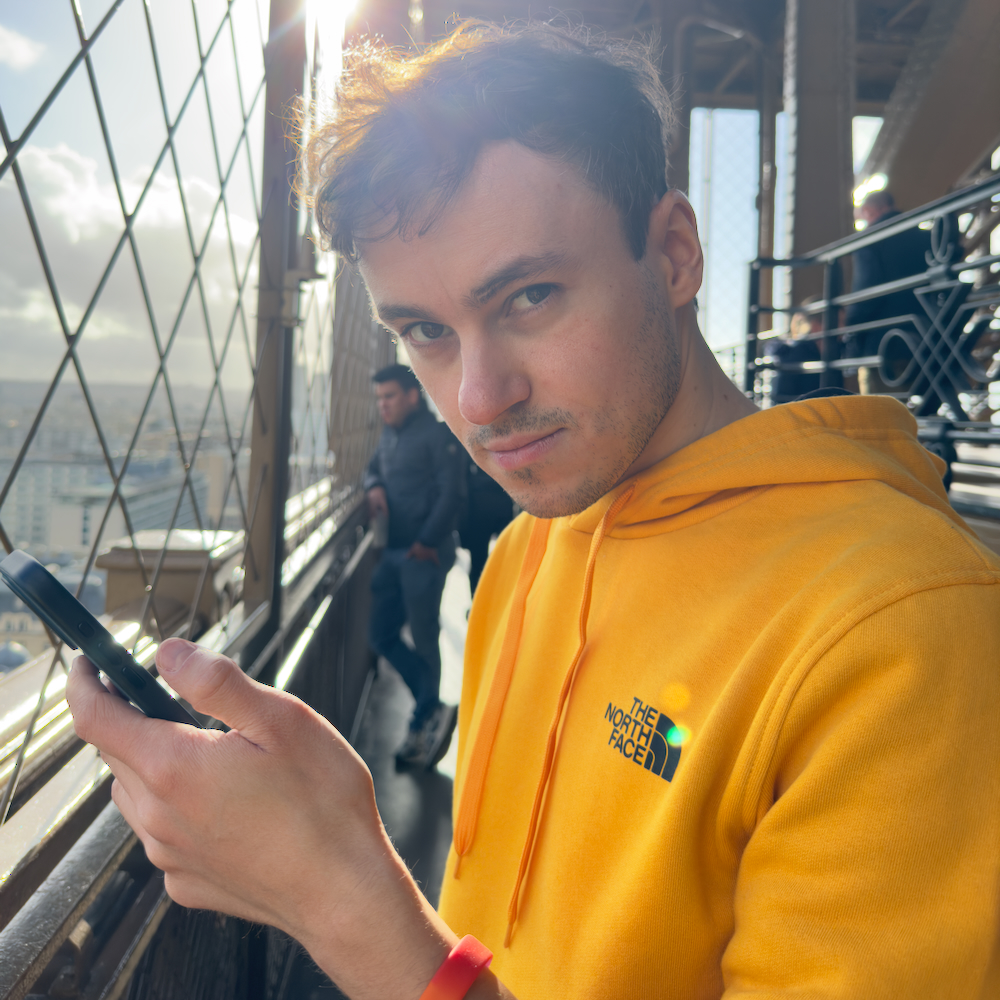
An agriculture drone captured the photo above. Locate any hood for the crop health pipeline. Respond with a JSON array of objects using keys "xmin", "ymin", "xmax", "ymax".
[{"xmin": 570, "ymin": 395, "xmax": 958, "ymax": 538}]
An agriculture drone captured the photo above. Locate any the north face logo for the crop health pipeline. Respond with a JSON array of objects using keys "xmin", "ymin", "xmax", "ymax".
[{"xmin": 604, "ymin": 697, "xmax": 682, "ymax": 781}]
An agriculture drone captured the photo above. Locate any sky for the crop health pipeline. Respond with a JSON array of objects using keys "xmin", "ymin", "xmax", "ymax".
[
  {"xmin": 0, "ymin": 0, "xmax": 269, "ymax": 390},
  {"xmin": 689, "ymin": 109, "xmax": 885, "ymax": 347},
  {"xmin": 687, "ymin": 108, "xmax": 761, "ymax": 350}
]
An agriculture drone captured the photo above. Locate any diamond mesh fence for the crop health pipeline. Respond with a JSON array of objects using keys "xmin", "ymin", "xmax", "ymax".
[
  {"xmin": 687, "ymin": 107, "xmax": 760, "ymax": 357},
  {"xmin": 0, "ymin": 0, "xmax": 389, "ymax": 851}
]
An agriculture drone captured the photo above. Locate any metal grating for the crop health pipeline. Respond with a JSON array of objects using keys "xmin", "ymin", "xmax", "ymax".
[
  {"xmin": 278, "ymin": 17, "xmax": 390, "ymax": 587},
  {"xmin": 0, "ymin": 0, "xmax": 390, "ymax": 862},
  {"xmin": 0, "ymin": 0, "xmax": 271, "ymax": 831}
]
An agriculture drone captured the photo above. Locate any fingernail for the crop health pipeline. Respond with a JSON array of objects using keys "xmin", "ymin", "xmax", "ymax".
[{"xmin": 157, "ymin": 638, "xmax": 195, "ymax": 674}]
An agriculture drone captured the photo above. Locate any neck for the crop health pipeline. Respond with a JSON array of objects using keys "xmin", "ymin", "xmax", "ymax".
[{"xmin": 622, "ymin": 302, "xmax": 758, "ymax": 480}]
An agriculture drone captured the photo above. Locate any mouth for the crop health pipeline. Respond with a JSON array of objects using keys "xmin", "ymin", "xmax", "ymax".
[{"xmin": 485, "ymin": 428, "xmax": 564, "ymax": 472}]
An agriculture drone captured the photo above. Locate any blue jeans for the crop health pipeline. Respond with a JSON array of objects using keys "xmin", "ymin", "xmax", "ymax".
[{"xmin": 369, "ymin": 535, "xmax": 455, "ymax": 729}]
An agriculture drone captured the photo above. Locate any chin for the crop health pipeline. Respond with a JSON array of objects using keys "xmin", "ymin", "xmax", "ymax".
[{"xmin": 506, "ymin": 474, "xmax": 615, "ymax": 520}]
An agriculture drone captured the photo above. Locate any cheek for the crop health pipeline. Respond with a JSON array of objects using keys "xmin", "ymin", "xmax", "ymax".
[{"xmin": 535, "ymin": 313, "xmax": 630, "ymax": 407}]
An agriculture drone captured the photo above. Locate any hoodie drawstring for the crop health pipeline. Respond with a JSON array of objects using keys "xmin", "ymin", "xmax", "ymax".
[
  {"xmin": 452, "ymin": 515, "xmax": 552, "ymax": 877},
  {"xmin": 502, "ymin": 484, "xmax": 635, "ymax": 946}
]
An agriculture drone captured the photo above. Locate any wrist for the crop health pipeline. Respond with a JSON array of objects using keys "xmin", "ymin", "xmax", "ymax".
[{"xmin": 298, "ymin": 832, "xmax": 458, "ymax": 1000}]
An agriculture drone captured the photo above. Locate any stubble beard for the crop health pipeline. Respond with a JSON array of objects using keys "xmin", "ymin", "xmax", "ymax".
[{"xmin": 467, "ymin": 268, "xmax": 682, "ymax": 519}]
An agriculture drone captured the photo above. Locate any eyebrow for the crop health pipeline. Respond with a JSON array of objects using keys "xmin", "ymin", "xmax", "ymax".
[
  {"xmin": 376, "ymin": 303, "xmax": 438, "ymax": 325},
  {"xmin": 464, "ymin": 250, "xmax": 573, "ymax": 308},
  {"xmin": 374, "ymin": 249, "xmax": 573, "ymax": 326}
]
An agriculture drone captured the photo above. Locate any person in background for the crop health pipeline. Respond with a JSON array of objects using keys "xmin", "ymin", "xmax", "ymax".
[
  {"xmin": 767, "ymin": 297, "xmax": 822, "ymax": 404},
  {"xmin": 364, "ymin": 363, "xmax": 462, "ymax": 768},
  {"xmin": 458, "ymin": 458, "xmax": 515, "ymax": 595},
  {"xmin": 845, "ymin": 189, "xmax": 932, "ymax": 394}
]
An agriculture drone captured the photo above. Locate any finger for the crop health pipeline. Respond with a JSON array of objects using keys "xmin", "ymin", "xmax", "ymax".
[
  {"xmin": 100, "ymin": 750, "xmax": 148, "ymax": 804},
  {"xmin": 110, "ymin": 778, "xmax": 176, "ymax": 878},
  {"xmin": 155, "ymin": 638, "xmax": 291, "ymax": 747},
  {"xmin": 68, "ymin": 656, "xmax": 173, "ymax": 765},
  {"xmin": 109, "ymin": 774, "xmax": 145, "ymax": 838},
  {"xmin": 102, "ymin": 672, "xmax": 130, "ymax": 701}
]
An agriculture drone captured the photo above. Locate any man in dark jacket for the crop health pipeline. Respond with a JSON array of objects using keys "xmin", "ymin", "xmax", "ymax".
[
  {"xmin": 844, "ymin": 190, "xmax": 932, "ymax": 393},
  {"xmin": 458, "ymin": 459, "xmax": 515, "ymax": 596},
  {"xmin": 364, "ymin": 364, "xmax": 463, "ymax": 768}
]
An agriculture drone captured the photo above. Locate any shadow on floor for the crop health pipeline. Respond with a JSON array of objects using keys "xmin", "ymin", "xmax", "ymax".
[{"xmin": 282, "ymin": 660, "xmax": 455, "ymax": 999}]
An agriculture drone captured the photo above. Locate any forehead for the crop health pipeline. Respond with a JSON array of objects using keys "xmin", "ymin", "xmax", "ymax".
[{"xmin": 358, "ymin": 142, "xmax": 622, "ymax": 301}]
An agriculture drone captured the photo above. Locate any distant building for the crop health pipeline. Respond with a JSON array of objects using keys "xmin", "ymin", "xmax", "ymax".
[{"xmin": 49, "ymin": 472, "xmax": 210, "ymax": 556}]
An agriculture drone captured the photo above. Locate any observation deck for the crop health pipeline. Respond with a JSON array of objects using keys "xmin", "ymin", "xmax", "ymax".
[{"xmin": 0, "ymin": 0, "xmax": 996, "ymax": 996}]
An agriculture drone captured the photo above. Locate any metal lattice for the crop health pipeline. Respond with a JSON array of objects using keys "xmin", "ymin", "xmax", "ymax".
[
  {"xmin": 0, "ymin": 0, "xmax": 390, "ymax": 865},
  {"xmin": 0, "ymin": 0, "xmax": 270, "ymax": 831},
  {"xmin": 688, "ymin": 107, "xmax": 761, "ymax": 351},
  {"xmin": 280, "ymin": 18, "xmax": 391, "ymax": 585}
]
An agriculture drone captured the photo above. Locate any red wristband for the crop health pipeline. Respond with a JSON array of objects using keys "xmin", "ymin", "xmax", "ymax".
[{"xmin": 419, "ymin": 935, "xmax": 493, "ymax": 1000}]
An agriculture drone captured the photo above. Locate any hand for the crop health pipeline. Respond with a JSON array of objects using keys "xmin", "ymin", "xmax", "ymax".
[
  {"xmin": 406, "ymin": 541, "xmax": 439, "ymax": 564},
  {"xmin": 366, "ymin": 486, "xmax": 388, "ymax": 520},
  {"xmin": 67, "ymin": 638, "xmax": 457, "ymax": 1000}
]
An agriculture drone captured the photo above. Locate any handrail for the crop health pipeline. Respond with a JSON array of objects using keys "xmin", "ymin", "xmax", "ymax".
[
  {"xmin": 0, "ymin": 499, "xmax": 377, "ymax": 998},
  {"xmin": 731, "ymin": 171, "xmax": 1000, "ymax": 509},
  {"xmin": 740, "ymin": 170, "xmax": 1000, "ymax": 409},
  {"xmin": 0, "ymin": 803, "xmax": 135, "ymax": 1000},
  {"xmin": 759, "ymin": 172, "xmax": 1000, "ymax": 264}
]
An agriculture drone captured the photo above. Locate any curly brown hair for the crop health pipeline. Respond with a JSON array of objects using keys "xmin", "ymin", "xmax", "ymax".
[{"xmin": 299, "ymin": 20, "xmax": 674, "ymax": 263}]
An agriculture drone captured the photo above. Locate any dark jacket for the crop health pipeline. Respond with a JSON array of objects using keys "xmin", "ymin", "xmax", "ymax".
[
  {"xmin": 770, "ymin": 338, "xmax": 821, "ymax": 402},
  {"xmin": 845, "ymin": 211, "xmax": 932, "ymax": 357},
  {"xmin": 364, "ymin": 405, "xmax": 463, "ymax": 550}
]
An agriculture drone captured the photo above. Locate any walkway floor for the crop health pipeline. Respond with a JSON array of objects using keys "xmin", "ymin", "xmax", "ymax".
[{"xmin": 283, "ymin": 553, "xmax": 473, "ymax": 998}]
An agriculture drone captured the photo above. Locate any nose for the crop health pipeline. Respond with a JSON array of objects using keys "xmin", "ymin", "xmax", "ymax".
[{"xmin": 457, "ymin": 334, "xmax": 529, "ymax": 428}]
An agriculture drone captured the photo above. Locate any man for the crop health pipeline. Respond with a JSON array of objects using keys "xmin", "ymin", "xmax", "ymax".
[
  {"xmin": 844, "ymin": 189, "xmax": 932, "ymax": 394},
  {"xmin": 767, "ymin": 297, "xmax": 822, "ymax": 404},
  {"xmin": 458, "ymin": 457, "xmax": 514, "ymax": 595},
  {"xmin": 68, "ymin": 21, "xmax": 1000, "ymax": 1000},
  {"xmin": 365, "ymin": 363, "xmax": 462, "ymax": 767}
]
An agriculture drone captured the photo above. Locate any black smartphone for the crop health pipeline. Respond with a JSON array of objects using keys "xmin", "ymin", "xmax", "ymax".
[{"xmin": 0, "ymin": 549, "xmax": 201, "ymax": 728}]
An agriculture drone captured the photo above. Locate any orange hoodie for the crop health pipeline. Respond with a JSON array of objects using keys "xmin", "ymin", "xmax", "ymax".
[{"xmin": 438, "ymin": 395, "xmax": 1000, "ymax": 999}]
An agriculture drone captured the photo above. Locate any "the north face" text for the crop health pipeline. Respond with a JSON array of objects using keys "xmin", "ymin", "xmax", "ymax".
[{"xmin": 604, "ymin": 697, "xmax": 681, "ymax": 781}]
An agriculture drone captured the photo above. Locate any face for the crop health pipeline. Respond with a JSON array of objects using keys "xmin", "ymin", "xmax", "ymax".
[
  {"xmin": 359, "ymin": 142, "xmax": 683, "ymax": 519},
  {"xmin": 859, "ymin": 198, "xmax": 889, "ymax": 227},
  {"xmin": 375, "ymin": 380, "xmax": 420, "ymax": 428}
]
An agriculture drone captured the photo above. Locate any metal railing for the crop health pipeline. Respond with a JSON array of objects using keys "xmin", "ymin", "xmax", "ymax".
[
  {"xmin": 0, "ymin": 1, "xmax": 391, "ymax": 997},
  {"xmin": 735, "ymin": 171, "xmax": 1000, "ymax": 511}
]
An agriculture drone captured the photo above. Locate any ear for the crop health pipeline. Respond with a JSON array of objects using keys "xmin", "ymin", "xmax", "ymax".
[{"xmin": 644, "ymin": 190, "xmax": 704, "ymax": 309}]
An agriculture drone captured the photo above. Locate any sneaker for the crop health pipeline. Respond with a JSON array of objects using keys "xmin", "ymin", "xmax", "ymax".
[{"xmin": 395, "ymin": 703, "xmax": 458, "ymax": 770}]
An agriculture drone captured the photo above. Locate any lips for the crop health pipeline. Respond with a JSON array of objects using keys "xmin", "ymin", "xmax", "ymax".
[{"xmin": 486, "ymin": 428, "xmax": 564, "ymax": 471}]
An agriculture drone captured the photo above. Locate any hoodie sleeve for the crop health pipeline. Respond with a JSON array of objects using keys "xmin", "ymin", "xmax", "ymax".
[
  {"xmin": 417, "ymin": 424, "xmax": 464, "ymax": 548},
  {"xmin": 720, "ymin": 581, "xmax": 1000, "ymax": 997}
]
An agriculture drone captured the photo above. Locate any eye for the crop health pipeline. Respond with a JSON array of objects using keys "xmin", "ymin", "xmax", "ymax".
[
  {"xmin": 511, "ymin": 284, "xmax": 555, "ymax": 311},
  {"xmin": 404, "ymin": 321, "xmax": 449, "ymax": 344}
]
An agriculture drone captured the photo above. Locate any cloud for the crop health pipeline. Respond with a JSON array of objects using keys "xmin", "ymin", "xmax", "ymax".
[
  {"xmin": 0, "ymin": 143, "xmax": 258, "ymax": 390},
  {"xmin": 0, "ymin": 24, "xmax": 44, "ymax": 71}
]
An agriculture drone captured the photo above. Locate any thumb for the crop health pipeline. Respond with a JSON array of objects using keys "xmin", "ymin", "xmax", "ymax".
[{"xmin": 156, "ymin": 638, "xmax": 280, "ymax": 742}]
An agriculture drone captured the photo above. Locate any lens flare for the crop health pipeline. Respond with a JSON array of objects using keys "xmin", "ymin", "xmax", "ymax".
[{"xmin": 666, "ymin": 725, "xmax": 691, "ymax": 748}]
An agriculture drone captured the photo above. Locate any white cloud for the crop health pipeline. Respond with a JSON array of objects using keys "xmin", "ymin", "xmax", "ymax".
[
  {"xmin": 0, "ymin": 144, "xmax": 258, "ymax": 388},
  {"xmin": 0, "ymin": 24, "xmax": 44, "ymax": 71}
]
